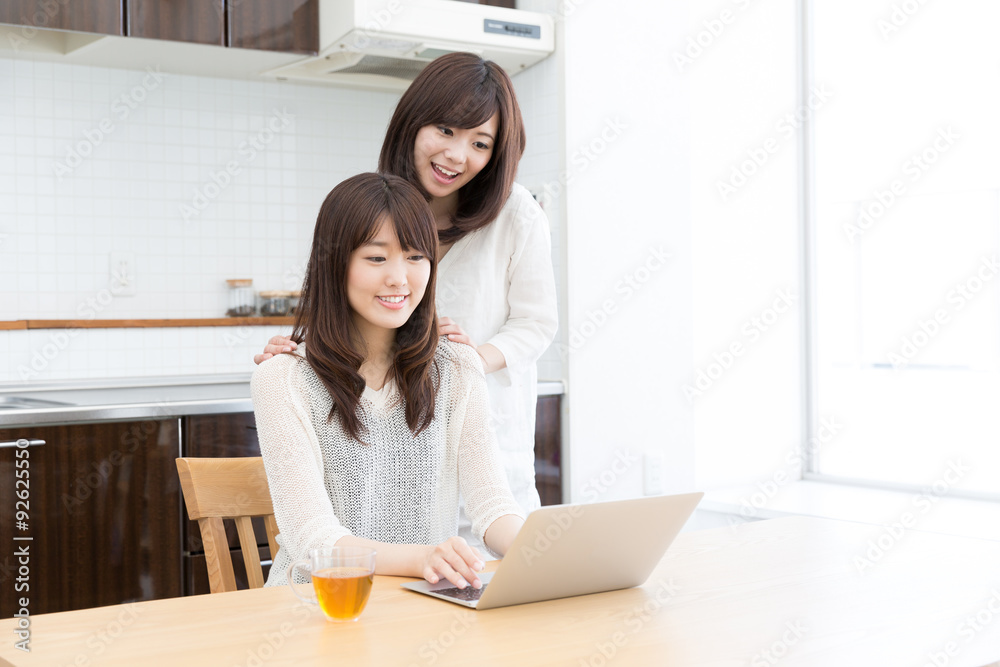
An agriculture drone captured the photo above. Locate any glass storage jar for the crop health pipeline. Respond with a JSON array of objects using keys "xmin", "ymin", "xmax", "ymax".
[
  {"xmin": 259, "ymin": 290, "xmax": 291, "ymax": 317},
  {"xmin": 226, "ymin": 279, "xmax": 256, "ymax": 317},
  {"xmin": 288, "ymin": 290, "xmax": 301, "ymax": 316}
]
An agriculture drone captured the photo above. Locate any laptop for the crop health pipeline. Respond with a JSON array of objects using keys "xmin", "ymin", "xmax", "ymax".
[{"xmin": 400, "ymin": 491, "xmax": 703, "ymax": 610}]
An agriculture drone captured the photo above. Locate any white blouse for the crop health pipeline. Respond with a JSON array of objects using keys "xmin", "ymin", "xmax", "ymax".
[
  {"xmin": 435, "ymin": 183, "xmax": 559, "ymax": 544},
  {"xmin": 252, "ymin": 339, "xmax": 524, "ymax": 586}
]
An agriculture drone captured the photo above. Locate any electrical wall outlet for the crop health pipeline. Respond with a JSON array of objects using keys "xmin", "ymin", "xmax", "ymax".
[
  {"xmin": 109, "ymin": 252, "xmax": 137, "ymax": 296},
  {"xmin": 643, "ymin": 451, "xmax": 665, "ymax": 496}
]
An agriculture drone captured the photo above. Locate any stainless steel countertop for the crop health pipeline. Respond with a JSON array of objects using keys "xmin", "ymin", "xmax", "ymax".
[{"xmin": 0, "ymin": 374, "xmax": 565, "ymax": 429}]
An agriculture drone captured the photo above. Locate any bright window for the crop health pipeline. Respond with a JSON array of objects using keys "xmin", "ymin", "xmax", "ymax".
[{"xmin": 810, "ymin": 0, "xmax": 1000, "ymax": 498}]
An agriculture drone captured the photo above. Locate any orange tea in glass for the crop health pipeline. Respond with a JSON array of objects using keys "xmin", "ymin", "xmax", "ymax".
[
  {"xmin": 288, "ymin": 547, "xmax": 376, "ymax": 622},
  {"xmin": 313, "ymin": 567, "xmax": 374, "ymax": 620}
]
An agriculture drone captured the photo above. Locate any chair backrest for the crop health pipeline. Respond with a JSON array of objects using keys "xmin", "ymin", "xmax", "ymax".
[{"xmin": 175, "ymin": 457, "xmax": 280, "ymax": 594}]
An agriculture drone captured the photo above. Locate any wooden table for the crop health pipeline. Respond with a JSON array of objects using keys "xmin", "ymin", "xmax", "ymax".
[{"xmin": 2, "ymin": 516, "xmax": 999, "ymax": 666}]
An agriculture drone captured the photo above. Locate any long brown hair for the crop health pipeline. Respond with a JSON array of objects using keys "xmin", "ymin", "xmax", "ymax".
[
  {"xmin": 290, "ymin": 173, "xmax": 439, "ymax": 439},
  {"xmin": 378, "ymin": 52, "xmax": 526, "ymax": 245}
]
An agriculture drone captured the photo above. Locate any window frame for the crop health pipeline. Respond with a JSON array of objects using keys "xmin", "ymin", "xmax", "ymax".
[{"xmin": 797, "ymin": 0, "xmax": 1000, "ymax": 504}]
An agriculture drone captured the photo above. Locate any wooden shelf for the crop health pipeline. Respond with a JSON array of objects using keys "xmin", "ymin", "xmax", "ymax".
[{"xmin": 1, "ymin": 318, "xmax": 295, "ymax": 330}]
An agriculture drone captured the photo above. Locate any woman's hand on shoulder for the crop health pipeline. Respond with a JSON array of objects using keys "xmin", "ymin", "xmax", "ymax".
[
  {"xmin": 439, "ymin": 317, "xmax": 506, "ymax": 374},
  {"xmin": 253, "ymin": 335, "xmax": 297, "ymax": 365},
  {"xmin": 438, "ymin": 317, "xmax": 477, "ymax": 349},
  {"xmin": 420, "ymin": 536, "xmax": 486, "ymax": 590}
]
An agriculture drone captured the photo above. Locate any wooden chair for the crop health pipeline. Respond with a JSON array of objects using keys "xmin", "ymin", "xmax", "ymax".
[{"xmin": 175, "ymin": 457, "xmax": 280, "ymax": 594}]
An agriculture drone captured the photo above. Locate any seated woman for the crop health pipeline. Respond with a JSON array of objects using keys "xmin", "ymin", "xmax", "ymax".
[{"xmin": 252, "ymin": 172, "xmax": 524, "ymax": 591}]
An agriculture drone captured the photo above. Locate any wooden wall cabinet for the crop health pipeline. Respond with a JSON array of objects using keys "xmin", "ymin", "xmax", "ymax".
[
  {"xmin": 227, "ymin": 0, "xmax": 318, "ymax": 55},
  {"xmin": 0, "ymin": 0, "xmax": 318, "ymax": 55},
  {"xmin": 0, "ymin": 420, "xmax": 181, "ymax": 617},
  {"xmin": 127, "ymin": 0, "xmax": 225, "ymax": 46},
  {"xmin": 0, "ymin": 0, "xmax": 124, "ymax": 35}
]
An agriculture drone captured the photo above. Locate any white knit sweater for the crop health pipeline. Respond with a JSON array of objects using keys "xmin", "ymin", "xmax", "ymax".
[{"xmin": 251, "ymin": 338, "xmax": 524, "ymax": 587}]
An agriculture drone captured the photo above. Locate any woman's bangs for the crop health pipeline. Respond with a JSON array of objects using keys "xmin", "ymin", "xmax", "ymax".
[
  {"xmin": 348, "ymin": 212, "xmax": 386, "ymax": 253},
  {"xmin": 442, "ymin": 86, "xmax": 498, "ymax": 130},
  {"xmin": 391, "ymin": 209, "xmax": 436, "ymax": 260}
]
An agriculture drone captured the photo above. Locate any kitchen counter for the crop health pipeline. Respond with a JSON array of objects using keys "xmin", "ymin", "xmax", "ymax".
[{"xmin": 0, "ymin": 375, "xmax": 565, "ymax": 428}]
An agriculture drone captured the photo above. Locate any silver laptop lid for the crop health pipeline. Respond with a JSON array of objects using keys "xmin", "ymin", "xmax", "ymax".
[{"xmin": 474, "ymin": 491, "xmax": 704, "ymax": 609}]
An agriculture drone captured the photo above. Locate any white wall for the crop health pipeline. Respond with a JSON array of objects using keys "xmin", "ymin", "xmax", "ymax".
[
  {"xmin": 687, "ymin": 0, "xmax": 803, "ymax": 493},
  {"xmin": 558, "ymin": 0, "xmax": 803, "ymax": 502},
  {"xmin": 559, "ymin": 0, "xmax": 697, "ymax": 500},
  {"xmin": 510, "ymin": 46, "xmax": 565, "ymax": 383}
]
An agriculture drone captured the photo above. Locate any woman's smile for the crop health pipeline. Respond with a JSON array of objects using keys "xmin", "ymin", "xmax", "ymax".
[
  {"xmin": 431, "ymin": 162, "xmax": 461, "ymax": 184},
  {"xmin": 377, "ymin": 294, "xmax": 408, "ymax": 309}
]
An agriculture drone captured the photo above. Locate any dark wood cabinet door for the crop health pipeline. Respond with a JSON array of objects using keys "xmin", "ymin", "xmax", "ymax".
[
  {"xmin": 226, "ymin": 0, "xmax": 318, "ymax": 55},
  {"xmin": 0, "ymin": 420, "xmax": 182, "ymax": 617},
  {"xmin": 127, "ymin": 0, "xmax": 225, "ymax": 45},
  {"xmin": 0, "ymin": 0, "xmax": 123, "ymax": 35},
  {"xmin": 534, "ymin": 394, "xmax": 562, "ymax": 506}
]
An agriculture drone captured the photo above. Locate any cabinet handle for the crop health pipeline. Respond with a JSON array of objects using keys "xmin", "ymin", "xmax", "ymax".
[{"xmin": 0, "ymin": 439, "xmax": 46, "ymax": 449}]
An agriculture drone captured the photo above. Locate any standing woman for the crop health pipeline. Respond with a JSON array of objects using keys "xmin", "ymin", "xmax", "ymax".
[{"xmin": 257, "ymin": 53, "xmax": 558, "ymax": 549}]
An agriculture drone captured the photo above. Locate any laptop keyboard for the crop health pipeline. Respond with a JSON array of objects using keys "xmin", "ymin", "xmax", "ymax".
[{"xmin": 433, "ymin": 584, "xmax": 488, "ymax": 602}]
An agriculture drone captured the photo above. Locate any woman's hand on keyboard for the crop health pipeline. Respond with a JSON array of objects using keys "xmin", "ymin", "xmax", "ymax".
[{"xmin": 421, "ymin": 537, "xmax": 486, "ymax": 590}]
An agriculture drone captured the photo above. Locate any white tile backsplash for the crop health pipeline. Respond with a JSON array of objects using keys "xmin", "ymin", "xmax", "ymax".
[
  {"xmin": 2, "ymin": 51, "xmax": 564, "ymax": 385},
  {"xmin": 513, "ymin": 52, "xmax": 565, "ymax": 382}
]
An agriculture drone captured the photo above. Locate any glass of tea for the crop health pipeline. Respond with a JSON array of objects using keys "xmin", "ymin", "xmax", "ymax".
[{"xmin": 287, "ymin": 547, "xmax": 377, "ymax": 622}]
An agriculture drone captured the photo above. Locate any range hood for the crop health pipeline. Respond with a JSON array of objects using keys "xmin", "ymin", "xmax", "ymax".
[{"xmin": 261, "ymin": 0, "xmax": 555, "ymax": 91}]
